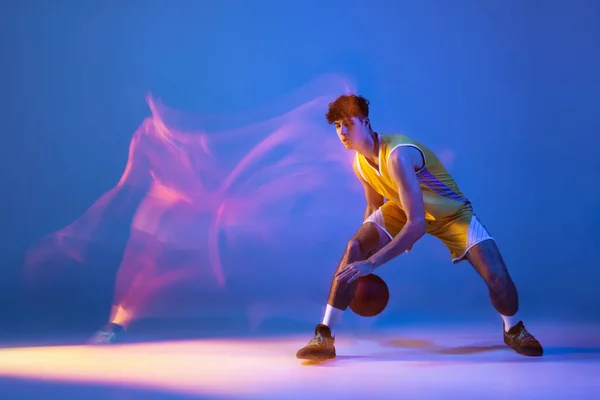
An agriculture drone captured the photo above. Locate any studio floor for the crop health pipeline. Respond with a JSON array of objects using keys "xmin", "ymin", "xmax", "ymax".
[{"xmin": 0, "ymin": 321, "xmax": 598, "ymax": 400}]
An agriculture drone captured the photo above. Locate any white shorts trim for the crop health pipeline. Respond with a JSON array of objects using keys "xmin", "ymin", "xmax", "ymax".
[
  {"xmin": 364, "ymin": 209, "xmax": 494, "ymax": 262},
  {"xmin": 452, "ymin": 216, "xmax": 494, "ymax": 263},
  {"xmin": 364, "ymin": 208, "xmax": 393, "ymax": 240}
]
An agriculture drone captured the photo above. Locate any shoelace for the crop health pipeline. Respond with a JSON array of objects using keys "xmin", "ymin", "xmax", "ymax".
[
  {"xmin": 309, "ymin": 334, "xmax": 329, "ymax": 346},
  {"xmin": 516, "ymin": 329, "xmax": 535, "ymax": 342},
  {"xmin": 510, "ymin": 322, "xmax": 536, "ymax": 343}
]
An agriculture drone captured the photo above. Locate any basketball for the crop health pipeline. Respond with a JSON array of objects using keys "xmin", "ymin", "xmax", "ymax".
[{"xmin": 349, "ymin": 273, "xmax": 390, "ymax": 317}]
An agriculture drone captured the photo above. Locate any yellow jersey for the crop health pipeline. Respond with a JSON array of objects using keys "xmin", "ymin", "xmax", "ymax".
[{"xmin": 355, "ymin": 133, "xmax": 471, "ymax": 221}]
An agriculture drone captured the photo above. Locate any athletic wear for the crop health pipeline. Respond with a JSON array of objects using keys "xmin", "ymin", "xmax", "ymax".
[{"xmin": 358, "ymin": 133, "xmax": 493, "ymax": 262}]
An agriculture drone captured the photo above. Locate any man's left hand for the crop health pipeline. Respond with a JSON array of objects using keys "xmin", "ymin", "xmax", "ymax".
[{"xmin": 335, "ymin": 260, "xmax": 375, "ymax": 284}]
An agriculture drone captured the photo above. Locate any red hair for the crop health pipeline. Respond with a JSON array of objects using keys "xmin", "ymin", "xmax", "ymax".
[{"xmin": 325, "ymin": 94, "xmax": 370, "ymax": 124}]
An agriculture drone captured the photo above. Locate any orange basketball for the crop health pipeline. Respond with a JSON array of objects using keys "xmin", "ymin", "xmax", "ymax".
[{"xmin": 349, "ymin": 274, "xmax": 390, "ymax": 317}]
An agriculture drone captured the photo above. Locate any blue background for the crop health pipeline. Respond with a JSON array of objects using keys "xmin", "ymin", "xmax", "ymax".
[{"xmin": 1, "ymin": 0, "xmax": 598, "ymax": 339}]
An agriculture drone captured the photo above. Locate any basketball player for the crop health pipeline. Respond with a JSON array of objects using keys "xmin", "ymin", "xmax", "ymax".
[{"xmin": 296, "ymin": 94, "xmax": 543, "ymax": 360}]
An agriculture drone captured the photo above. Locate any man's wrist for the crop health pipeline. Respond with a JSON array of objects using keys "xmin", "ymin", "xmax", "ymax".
[{"xmin": 367, "ymin": 257, "xmax": 379, "ymax": 270}]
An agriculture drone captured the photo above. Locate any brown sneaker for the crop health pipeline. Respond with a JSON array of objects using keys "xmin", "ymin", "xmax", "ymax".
[
  {"xmin": 504, "ymin": 321, "xmax": 543, "ymax": 356},
  {"xmin": 296, "ymin": 324, "xmax": 336, "ymax": 361}
]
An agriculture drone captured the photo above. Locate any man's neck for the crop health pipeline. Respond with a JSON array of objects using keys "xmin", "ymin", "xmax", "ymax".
[{"xmin": 359, "ymin": 131, "xmax": 379, "ymax": 164}]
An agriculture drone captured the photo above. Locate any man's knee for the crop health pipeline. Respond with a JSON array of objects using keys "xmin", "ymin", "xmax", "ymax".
[
  {"xmin": 346, "ymin": 237, "xmax": 361, "ymax": 253},
  {"xmin": 345, "ymin": 236, "xmax": 373, "ymax": 260},
  {"xmin": 349, "ymin": 223, "xmax": 389, "ymax": 256}
]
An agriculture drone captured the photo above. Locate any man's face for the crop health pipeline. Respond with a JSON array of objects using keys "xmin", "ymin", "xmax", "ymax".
[{"xmin": 334, "ymin": 116, "xmax": 369, "ymax": 150}]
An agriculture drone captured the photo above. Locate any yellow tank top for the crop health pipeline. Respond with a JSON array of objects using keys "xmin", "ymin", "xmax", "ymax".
[{"xmin": 355, "ymin": 133, "xmax": 471, "ymax": 221}]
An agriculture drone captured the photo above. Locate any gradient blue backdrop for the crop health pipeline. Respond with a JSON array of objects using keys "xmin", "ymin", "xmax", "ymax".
[{"xmin": 2, "ymin": 0, "xmax": 599, "ymax": 338}]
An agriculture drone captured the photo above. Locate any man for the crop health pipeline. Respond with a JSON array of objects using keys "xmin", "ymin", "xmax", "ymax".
[{"xmin": 296, "ymin": 94, "xmax": 543, "ymax": 360}]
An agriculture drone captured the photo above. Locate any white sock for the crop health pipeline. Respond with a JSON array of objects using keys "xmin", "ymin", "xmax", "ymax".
[
  {"xmin": 500, "ymin": 312, "xmax": 520, "ymax": 332},
  {"xmin": 322, "ymin": 304, "xmax": 344, "ymax": 336}
]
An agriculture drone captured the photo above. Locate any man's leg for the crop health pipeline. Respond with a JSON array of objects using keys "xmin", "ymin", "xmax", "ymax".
[
  {"xmin": 466, "ymin": 239, "xmax": 518, "ymax": 318},
  {"xmin": 466, "ymin": 239, "xmax": 543, "ymax": 356},
  {"xmin": 325, "ymin": 221, "xmax": 391, "ymax": 324},
  {"xmin": 433, "ymin": 209, "xmax": 543, "ymax": 357},
  {"xmin": 296, "ymin": 221, "xmax": 391, "ymax": 360}
]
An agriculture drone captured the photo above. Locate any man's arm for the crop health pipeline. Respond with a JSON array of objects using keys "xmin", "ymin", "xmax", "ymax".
[
  {"xmin": 367, "ymin": 146, "xmax": 426, "ymax": 269},
  {"xmin": 352, "ymin": 159, "xmax": 385, "ymax": 220}
]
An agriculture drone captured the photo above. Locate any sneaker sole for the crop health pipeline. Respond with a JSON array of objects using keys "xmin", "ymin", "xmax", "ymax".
[{"xmin": 296, "ymin": 352, "xmax": 336, "ymax": 361}]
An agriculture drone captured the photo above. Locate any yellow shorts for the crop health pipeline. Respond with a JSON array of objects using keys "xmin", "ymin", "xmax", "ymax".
[{"xmin": 364, "ymin": 202, "xmax": 493, "ymax": 263}]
